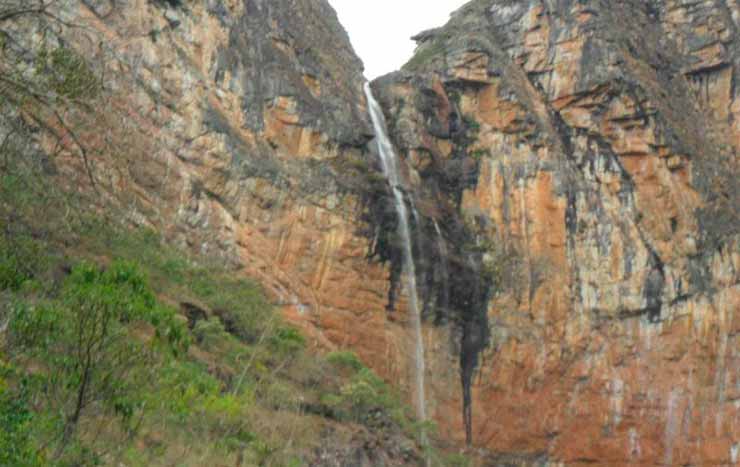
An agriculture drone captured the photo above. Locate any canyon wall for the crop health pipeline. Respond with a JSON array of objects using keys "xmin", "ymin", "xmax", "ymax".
[
  {"xmin": 8, "ymin": 0, "xmax": 740, "ymax": 465},
  {"xmin": 372, "ymin": 0, "xmax": 740, "ymax": 464}
]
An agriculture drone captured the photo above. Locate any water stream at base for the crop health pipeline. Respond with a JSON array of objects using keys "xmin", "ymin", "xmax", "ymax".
[{"xmin": 363, "ymin": 83, "xmax": 428, "ymax": 426}]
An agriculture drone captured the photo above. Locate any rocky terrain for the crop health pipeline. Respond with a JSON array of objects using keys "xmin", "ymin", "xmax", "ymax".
[{"xmin": 1, "ymin": 0, "xmax": 739, "ymax": 465}]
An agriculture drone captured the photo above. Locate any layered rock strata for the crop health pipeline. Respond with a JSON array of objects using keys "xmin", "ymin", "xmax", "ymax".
[{"xmin": 372, "ymin": 0, "xmax": 740, "ymax": 464}]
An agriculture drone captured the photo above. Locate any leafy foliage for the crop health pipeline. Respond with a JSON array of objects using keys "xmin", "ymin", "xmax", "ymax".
[
  {"xmin": 7, "ymin": 260, "xmax": 187, "ymax": 458},
  {"xmin": 0, "ymin": 366, "xmax": 43, "ymax": 467},
  {"xmin": 0, "ymin": 239, "xmax": 35, "ymax": 291}
]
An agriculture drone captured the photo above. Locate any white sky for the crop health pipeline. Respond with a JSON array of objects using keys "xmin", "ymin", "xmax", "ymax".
[{"xmin": 328, "ymin": 0, "xmax": 469, "ymax": 80}]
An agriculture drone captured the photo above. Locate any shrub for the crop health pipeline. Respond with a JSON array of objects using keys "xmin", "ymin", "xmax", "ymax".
[
  {"xmin": 190, "ymin": 271, "xmax": 273, "ymax": 344},
  {"xmin": 0, "ymin": 249, "xmax": 30, "ymax": 291},
  {"xmin": 269, "ymin": 326, "xmax": 305, "ymax": 356},
  {"xmin": 469, "ymin": 149, "xmax": 490, "ymax": 160},
  {"xmin": 0, "ymin": 378, "xmax": 43, "ymax": 466},
  {"xmin": 0, "ymin": 234, "xmax": 47, "ymax": 292},
  {"xmin": 193, "ymin": 317, "xmax": 229, "ymax": 350},
  {"xmin": 35, "ymin": 46, "xmax": 100, "ymax": 100},
  {"xmin": 153, "ymin": 360, "xmax": 222, "ymax": 423},
  {"xmin": 323, "ymin": 367, "xmax": 404, "ymax": 426},
  {"xmin": 326, "ymin": 350, "xmax": 364, "ymax": 372},
  {"xmin": 7, "ymin": 260, "xmax": 187, "ymax": 456}
]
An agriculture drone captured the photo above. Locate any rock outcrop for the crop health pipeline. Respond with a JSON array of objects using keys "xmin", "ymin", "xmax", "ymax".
[
  {"xmin": 371, "ymin": 0, "xmax": 740, "ymax": 464},
  {"xmin": 8, "ymin": 0, "xmax": 740, "ymax": 465}
]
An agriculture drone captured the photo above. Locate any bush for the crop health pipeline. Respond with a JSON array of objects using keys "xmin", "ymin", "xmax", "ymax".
[
  {"xmin": 193, "ymin": 317, "xmax": 229, "ymax": 350},
  {"xmin": 0, "ymin": 235, "xmax": 47, "ymax": 292},
  {"xmin": 326, "ymin": 350, "xmax": 364, "ymax": 372},
  {"xmin": 469, "ymin": 149, "xmax": 490, "ymax": 160},
  {"xmin": 0, "ymin": 378, "xmax": 43, "ymax": 466},
  {"xmin": 269, "ymin": 326, "xmax": 305, "ymax": 356},
  {"xmin": 36, "ymin": 46, "xmax": 100, "ymax": 100},
  {"xmin": 323, "ymin": 367, "xmax": 405, "ymax": 426},
  {"xmin": 0, "ymin": 249, "xmax": 30, "ymax": 291},
  {"xmin": 7, "ymin": 260, "xmax": 187, "ymax": 456},
  {"xmin": 190, "ymin": 271, "xmax": 273, "ymax": 343},
  {"xmin": 150, "ymin": 359, "xmax": 257, "ymax": 454},
  {"xmin": 153, "ymin": 360, "xmax": 222, "ymax": 423}
]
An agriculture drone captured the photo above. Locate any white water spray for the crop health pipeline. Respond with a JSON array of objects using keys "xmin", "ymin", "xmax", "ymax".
[{"xmin": 364, "ymin": 83, "xmax": 428, "ymax": 424}]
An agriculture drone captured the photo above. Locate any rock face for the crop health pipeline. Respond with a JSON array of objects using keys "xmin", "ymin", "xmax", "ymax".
[
  {"xmin": 372, "ymin": 0, "xmax": 740, "ymax": 464},
  {"xmin": 12, "ymin": 0, "xmax": 740, "ymax": 465}
]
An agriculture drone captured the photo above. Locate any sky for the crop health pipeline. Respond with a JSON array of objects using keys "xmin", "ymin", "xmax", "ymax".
[{"xmin": 327, "ymin": 0, "xmax": 469, "ymax": 80}]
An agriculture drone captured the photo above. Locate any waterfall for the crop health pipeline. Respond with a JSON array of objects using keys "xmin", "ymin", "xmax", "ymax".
[{"xmin": 363, "ymin": 83, "xmax": 428, "ymax": 424}]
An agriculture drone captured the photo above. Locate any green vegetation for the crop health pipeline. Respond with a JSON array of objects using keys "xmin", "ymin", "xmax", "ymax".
[
  {"xmin": 325, "ymin": 350, "xmax": 365, "ymax": 372},
  {"xmin": 403, "ymin": 39, "xmax": 448, "ymax": 72},
  {"xmin": 469, "ymin": 149, "xmax": 491, "ymax": 160},
  {"xmin": 461, "ymin": 115, "xmax": 481, "ymax": 145},
  {"xmin": 463, "ymin": 216, "xmax": 525, "ymax": 299},
  {"xmin": 35, "ymin": 46, "xmax": 101, "ymax": 100},
  {"xmin": 323, "ymin": 361, "xmax": 407, "ymax": 426},
  {"xmin": 0, "ymin": 370, "xmax": 43, "ymax": 467},
  {"xmin": 0, "ymin": 153, "xmax": 467, "ymax": 465}
]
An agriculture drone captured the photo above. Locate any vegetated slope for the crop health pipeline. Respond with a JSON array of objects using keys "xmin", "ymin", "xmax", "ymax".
[{"xmin": 0, "ymin": 144, "xmax": 470, "ymax": 465}]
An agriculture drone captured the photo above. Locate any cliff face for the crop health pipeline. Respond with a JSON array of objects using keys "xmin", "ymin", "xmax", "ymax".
[
  {"xmin": 10, "ymin": 0, "xmax": 740, "ymax": 465},
  {"xmin": 25, "ymin": 0, "xmax": 389, "ymax": 339},
  {"xmin": 372, "ymin": 0, "xmax": 740, "ymax": 464}
]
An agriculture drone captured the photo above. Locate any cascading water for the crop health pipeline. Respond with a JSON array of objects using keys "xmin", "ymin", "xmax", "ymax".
[{"xmin": 363, "ymin": 82, "xmax": 428, "ymax": 425}]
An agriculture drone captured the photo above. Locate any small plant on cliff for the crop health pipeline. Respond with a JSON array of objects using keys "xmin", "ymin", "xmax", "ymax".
[
  {"xmin": 35, "ymin": 46, "xmax": 100, "ymax": 101},
  {"xmin": 469, "ymin": 148, "xmax": 491, "ymax": 160},
  {"xmin": 461, "ymin": 115, "xmax": 481, "ymax": 143},
  {"xmin": 463, "ymin": 216, "xmax": 524, "ymax": 298}
]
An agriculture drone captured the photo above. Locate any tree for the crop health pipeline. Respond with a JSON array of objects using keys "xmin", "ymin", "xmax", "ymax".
[{"xmin": 8, "ymin": 260, "xmax": 186, "ymax": 459}]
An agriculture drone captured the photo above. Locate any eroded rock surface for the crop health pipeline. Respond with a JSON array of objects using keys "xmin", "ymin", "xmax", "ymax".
[{"xmin": 373, "ymin": 0, "xmax": 740, "ymax": 464}]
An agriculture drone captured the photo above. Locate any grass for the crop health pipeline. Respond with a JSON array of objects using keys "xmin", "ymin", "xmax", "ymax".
[{"xmin": 403, "ymin": 39, "xmax": 448, "ymax": 72}]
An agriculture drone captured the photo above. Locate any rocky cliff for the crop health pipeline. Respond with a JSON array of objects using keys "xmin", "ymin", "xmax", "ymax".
[
  {"xmin": 4, "ymin": 0, "xmax": 739, "ymax": 465},
  {"xmin": 371, "ymin": 0, "xmax": 740, "ymax": 464}
]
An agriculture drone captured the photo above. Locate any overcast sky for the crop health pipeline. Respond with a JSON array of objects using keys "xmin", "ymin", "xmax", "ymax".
[{"xmin": 328, "ymin": 0, "xmax": 469, "ymax": 80}]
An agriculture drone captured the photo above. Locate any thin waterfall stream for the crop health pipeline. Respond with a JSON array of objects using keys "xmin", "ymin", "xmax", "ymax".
[{"xmin": 363, "ymin": 83, "xmax": 428, "ymax": 426}]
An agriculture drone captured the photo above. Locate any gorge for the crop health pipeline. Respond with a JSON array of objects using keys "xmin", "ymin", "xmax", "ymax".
[{"xmin": 0, "ymin": 0, "xmax": 739, "ymax": 465}]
